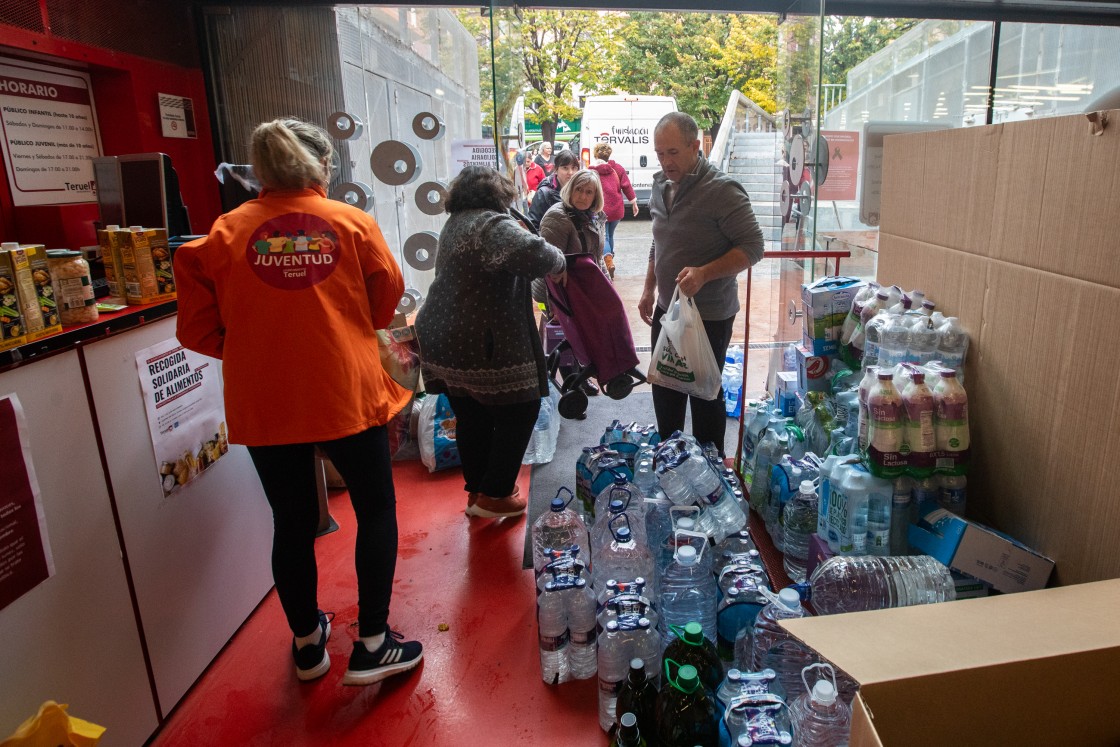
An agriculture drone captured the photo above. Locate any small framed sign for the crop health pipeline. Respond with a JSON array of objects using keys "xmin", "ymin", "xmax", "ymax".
[{"xmin": 158, "ymin": 93, "xmax": 197, "ymax": 139}]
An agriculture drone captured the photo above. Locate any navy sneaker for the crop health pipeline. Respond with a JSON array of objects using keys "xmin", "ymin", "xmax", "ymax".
[
  {"xmin": 292, "ymin": 610, "xmax": 333, "ymax": 681},
  {"xmin": 342, "ymin": 628, "xmax": 423, "ymax": 686}
]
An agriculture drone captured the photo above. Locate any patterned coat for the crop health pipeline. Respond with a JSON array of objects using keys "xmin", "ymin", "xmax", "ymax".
[{"xmin": 415, "ymin": 209, "xmax": 565, "ymax": 404}]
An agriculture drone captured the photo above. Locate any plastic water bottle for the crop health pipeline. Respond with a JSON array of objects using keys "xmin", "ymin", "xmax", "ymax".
[
  {"xmin": 907, "ymin": 316, "xmax": 941, "ymax": 364},
  {"xmin": 658, "ymin": 510, "xmax": 700, "ymax": 577},
  {"xmin": 594, "ymin": 524, "xmax": 657, "ymax": 598},
  {"xmin": 742, "ymin": 403, "xmax": 772, "ymax": 489},
  {"xmin": 781, "ymin": 480, "xmax": 817, "ymax": 582},
  {"xmin": 567, "ymin": 577, "xmax": 599, "ymax": 680},
  {"xmin": 688, "ymin": 457, "xmax": 747, "ymax": 541},
  {"xmin": 659, "ymin": 540, "xmax": 718, "ymax": 649},
  {"xmin": 599, "ymin": 616, "xmax": 661, "ymax": 732},
  {"xmin": 596, "ymin": 475, "xmax": 642, "ymax": 525},
  {"xmin": 939, "ymin": 474, "xmax": 968, "ymax": 516},
  {"xmin": 936, "ymin": 316, "xmax": 969, "ymax": 377},
  {"xmin": 724, "ymin": 362, "xmax": 743, "ymax": 417},
  {"xmin": 876, "ymin": 314, "xmax": 910, "ymax": 370},
  {"xmin": 720, "ymin": 692, "xmax": 792, "ymax": 747},
  {"xmin": 808, "ymin": 555, "xmax": 956, "ymax": 615},
  {"xmin": 616, "ymin": 658, "xmax": 658, "ymax": 742},
  {"xmin": 719, "ymin": 668, "xmax": 786, "ymax": 711},
  {"xmin": 890, "ymin": 477, "xmax": 913, "ymax": 556},
  {"xmin": 658, "ymin": 460, "xmax": 698, "ymax": 507},
  {"xmin": 663, "ymin": 620, "xmax": 723, "ymax": 691},
  {"xmin": 861, "ymin": 309, "xmax": 890, "ymax": 369},
  {"xmin": 712, "ymin": 530, "xmax": 757, "ymax": 576},
  {"xmin": 537, "ymin": 581, "xmax": 571, "ymax": 684},
  {"xmin": 748, "ymin": 588, "xmax": 818, "ymax": 701},
  {"xmin": 532, "ymin": 488, "xmax": 590, "ymax": 576},
  {"xmin": 633, "ymin": 458, "xmax": 657, "ymax": 496},
  {"xmin": 524, "ymin": 387, "xmax": 557, "ymax": 464},
  {"xmin": 790, "ymin": 664, "xmax": 851, "ymax": 746},
  {"xmin": 866, "ymin": 485, "xmax": 892, "ymax": 557},
  {"xmin": 715, "ymin": 567, "xmax": 769, "ymax": 662},
  {"xmin": 656, "ymin": 662, "xmax": 719, "ymax": 747}
]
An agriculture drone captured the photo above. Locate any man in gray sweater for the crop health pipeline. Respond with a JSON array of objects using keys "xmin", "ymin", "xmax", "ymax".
[{"xmin": 638, "ymin": 112, "xmax": 765, "ymax": 454}]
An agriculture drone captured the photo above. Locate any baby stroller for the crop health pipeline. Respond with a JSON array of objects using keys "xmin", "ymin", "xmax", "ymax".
[{"xmin": 544, "ymin": 254, "xmax": 647, "ymax": 419}]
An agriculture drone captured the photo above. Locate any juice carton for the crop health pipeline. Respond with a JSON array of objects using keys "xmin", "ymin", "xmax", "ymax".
[
  {"xmin": 117, "ymin": 227, "xmax": 176, "ymax": 304},
  {"xmin": 11, "ymin": 244, "xmax": 61, "ymax": 341},
  {"xmin": 97, "ymin": 225, "xmax": 127, "ymax": 302},
  {"xmin": 0, "ymin": 243, "xmax": 27, "ymax": 351}
]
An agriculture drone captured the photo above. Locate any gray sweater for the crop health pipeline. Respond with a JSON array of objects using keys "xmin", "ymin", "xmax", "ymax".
[
  {"xmin": 415, "ymin": 209, "xmax": 565, "ymax": 404},
  {"xmin": 649, "ymin": 155, "xmax": 765, "ymax": 320}
]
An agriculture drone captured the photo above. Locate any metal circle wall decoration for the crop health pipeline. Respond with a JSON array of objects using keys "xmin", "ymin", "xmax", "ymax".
[
  {"xmin": 327, "ymin": 111, "xmax": 364, "ymax": 140},
  {"xmin": 371, "ymin": 140, "xmax": 422, "ymax": 186},
  {"xmin": 780, "ymin": 179, "xmax": 793, "ymax": 224},
  {"xmin": 403, "ymin": 231, "xmax": 439, "ymax": 271},
  {"xmin": 789, "ymin": 134, "xmax": 806, "ymax": 187},
  {"xmin": 397, "ymin": 288, "xmax": 423, "ymax": 315},
  {"xmin": 330, "ymin": 181, "xmax": 374, "ymax": 212},
  {"xmin": 412, "ymin": 112, "xmax": 445, "ymax": 141},
  {"xmin": 414, "ymin": 181, "xmax": 449, "ymax": 215}
]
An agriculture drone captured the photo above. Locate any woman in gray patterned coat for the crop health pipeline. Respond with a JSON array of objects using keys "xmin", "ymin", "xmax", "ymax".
[{"xmin": 415, "ymin": 166, "xmax": 566, "ymax": 518}]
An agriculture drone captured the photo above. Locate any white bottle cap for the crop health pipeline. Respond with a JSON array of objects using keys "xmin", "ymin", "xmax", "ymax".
[
  {"xmin": 812, "ymin": 678, "xmax": 838, "ymax": 705},
  {"xmin": 676, "ymin": 545, "xmax": 698, "ymax": 564},
  {"xmin": 678, "ymin": 517, "xmax": 695, "ymax": 531},
  {"xmin": 0, "ymin": 242, "xmax": 18, "ymax": 250},
  {"xmin": 800, "ymin": 480, "xmax": 815, "ymax": 495},
  {"xmin": 778, "ymin": 587, "xmax": 802, "ymax": 610}
]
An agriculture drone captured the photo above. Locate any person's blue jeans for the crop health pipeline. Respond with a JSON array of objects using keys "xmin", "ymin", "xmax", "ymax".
[{"xmin": 604, "ymin": 220, "xmax": 619, "ymax": 255}]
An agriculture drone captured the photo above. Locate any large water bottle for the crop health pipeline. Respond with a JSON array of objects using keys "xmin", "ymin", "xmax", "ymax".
[
  {"xmin": 742, "ymin": 403, "xmax": 772, "ymax": 489},
  {"xmin": 720, "ymin": 692, "xmax": 792, "ymax": 747},
  {"xmin": 595, "ymin": 523, "xmax": 657, "ymax": 597},
  {"xmin": 593, "ymin": 499, "xmax": 635, "ymax": 556},
  {"xmin": 748, "ymin": 588, "xmax": 818, "ymax": 701},
  {"xmin": 817, "ymin": 455, "xmax": 856, "ymax": 544},
  {"xmin": 658, "ymin": 508, "xmax": 701, "ymax": 577},
  {"xmin": 566, "ymin": 576, "xmax": 599, "ymax": 680},
  {"xmin": 577, "ymin": 445, "xmax": 610, "ymax": 518},
  {"xmin": 936, "ymin": 316, "xmax": 969, "ymax": 377},
  {"xmin": 596, "ymin": 475, "xmax": 642, "ymax": 524},
  {"xmin": 598, "ymin": 615, "xmax": 662, "ymax": 732},
  {"xmin": 687, "ymin": 456, "xmax": 747, "ymax": 541},
  {"xmin": 782, "ymin": 480, "xmax": 818, "ymax": 582},
  {"xmin": 531, "ymin": 488, "xmax": 591, "ymax": 576},
  {"xmin": 712, "ymin": 530, "xmax": 757, "ymax": 576},
  {"xmin": 659, "ymin": 536, "xmax": 718, "ymax": 649},
  {"xmin": 748, "ymin": 419, "xmax": 786, "ymax": 512},
  {"xmin": 656, "ymin": 662, "xmax": 719, "ymax": 747},
  {"xmin": 716, "ymin": 565, "xmax": 769, "ymax": 661},
  {"xmin": 633, "ymin": 458, "xmax": 657, "ymax": 497},
  {"xmin": 790, "ymin": 663, "xmax": 851, "ymax": 746},
  {"xmin": 808, "ymin": 555, "xmax": 956, "ymax": 615},
  {"xmin": 537, "ymin": 580, "xmax": 571, "ymax": 685}
]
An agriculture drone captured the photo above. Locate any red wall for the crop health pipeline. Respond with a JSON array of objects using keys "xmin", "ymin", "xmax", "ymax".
[{"xmin": 0, "ymin": 26, "xmax": 222, "ymax": 249}]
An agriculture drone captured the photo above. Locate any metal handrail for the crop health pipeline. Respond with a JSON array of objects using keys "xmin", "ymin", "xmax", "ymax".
[
  {"xmin": 710, "ymin": 90, "xmax": 778, "ymax": 172},
  {"xmin": 734, "ymin": 249, "xmax": 852, "ymax": 473}
]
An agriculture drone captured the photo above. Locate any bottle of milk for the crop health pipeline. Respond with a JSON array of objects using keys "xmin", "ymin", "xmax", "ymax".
[
  {"xmin": 867, "ymin": 371, "xmax": 904, "ymax": 455},
  {"xmin": 933, "ymin": 370, "xmax": 969, "ymax": 452}
]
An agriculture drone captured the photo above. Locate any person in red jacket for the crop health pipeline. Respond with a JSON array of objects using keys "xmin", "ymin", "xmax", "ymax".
[
  {"xmin": 175, "ymin": 118, "xmax": 422, "ymax": 687},
  {"xmin": 591, "ymin": 142, "xmax": 638, "ymax": 279}
]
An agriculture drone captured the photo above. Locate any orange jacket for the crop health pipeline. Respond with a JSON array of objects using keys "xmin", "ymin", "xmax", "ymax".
[{"xmin": 175, "ymin": 186, "xmax": 410, "ymax": 446}]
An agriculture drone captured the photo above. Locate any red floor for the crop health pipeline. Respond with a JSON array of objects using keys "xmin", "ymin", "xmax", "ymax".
[{"xmin": 150, "ymin": 460, "xmax": 602, "ymax": 746}]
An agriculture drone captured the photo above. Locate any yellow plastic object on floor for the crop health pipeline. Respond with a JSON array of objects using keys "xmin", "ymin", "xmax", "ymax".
[{"xmin": 1, "ymin": 701, "xmax": 105, "ymax": 747}]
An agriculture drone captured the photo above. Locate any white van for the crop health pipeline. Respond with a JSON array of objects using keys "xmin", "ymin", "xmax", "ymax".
[{"xmin": 578, "ymin": 95, "xmax": 678, "ymax": 208}]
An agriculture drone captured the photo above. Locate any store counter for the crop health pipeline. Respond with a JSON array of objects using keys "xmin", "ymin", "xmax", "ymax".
[{"xmin": 0, "ymin": 303, "xmax": 274, "ymax": 745}]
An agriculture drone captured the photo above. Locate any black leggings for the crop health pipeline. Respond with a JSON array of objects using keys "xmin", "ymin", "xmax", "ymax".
[
  {"xmin": 248, "ymin": 424, "xmax": 396, "ymax": 639},
  {"xmin": 650, "ymin": 306, "xmax": 735, "ymax": 455},
  {"xmin": 447, "ymin": 395, "xmax": 540, "ymax": 499}
]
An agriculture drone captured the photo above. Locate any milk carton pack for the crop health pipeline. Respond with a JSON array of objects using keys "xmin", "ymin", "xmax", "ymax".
[
  {"xmin": 117, "ymin": 227, "xmax": 176, "ymax": 304},
  {"xmin": 7, "ymin": 244, "xmax": 61, "ymax": 341},
  {"xmin": 801, "ymin": 276, "xmax": 864, "ymax": 355},
  {"xmin": 0, "ymin": 244, "xmax": 27, "ymax": 351}
]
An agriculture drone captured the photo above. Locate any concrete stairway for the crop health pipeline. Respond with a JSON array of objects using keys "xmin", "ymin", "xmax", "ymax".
[{"xmin": 725, "ymin": 131, "xmax": 783, "ymax": 253}]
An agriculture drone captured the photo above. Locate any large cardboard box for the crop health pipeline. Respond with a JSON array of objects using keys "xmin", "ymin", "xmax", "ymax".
[
  {"xmin": 877, "ymin": 110, "xmax": 1120, "ymax": 586},
  {"xmin": 782, "ymin": 580, "xmax": 1120, "ymax": 746}
]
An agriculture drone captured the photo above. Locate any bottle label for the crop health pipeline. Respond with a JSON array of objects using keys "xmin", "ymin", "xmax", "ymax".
[
  {"xmin": 598, "ymin": 675, "xmax": 623, "ymax": 699},
  {"xmin": 539, "ymin": 630, "xmax": 569, "ymax": 652},
  {"xmin": 570, "ymin": 627, "xmax": 597, "ymax": 646}
]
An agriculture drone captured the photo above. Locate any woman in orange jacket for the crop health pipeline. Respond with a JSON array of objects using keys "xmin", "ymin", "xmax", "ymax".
[{"xmin": 175, "ymin": 118, "xmax": 421, "ymax": 687}]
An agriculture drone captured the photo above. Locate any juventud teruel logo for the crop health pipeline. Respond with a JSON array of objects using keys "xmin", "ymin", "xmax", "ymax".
[{"xmin": 246, "ymin": 213, "xmax": 340, "ymax": 290}]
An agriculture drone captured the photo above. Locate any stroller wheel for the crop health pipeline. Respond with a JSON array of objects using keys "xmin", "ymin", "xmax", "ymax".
[
  {"xmin": 602, "ymin": 376, "xmax": 634, "ymax": 400},
  {"xmin": 558, "ymin": 389, "xmax": 589, "ymax": 420}
]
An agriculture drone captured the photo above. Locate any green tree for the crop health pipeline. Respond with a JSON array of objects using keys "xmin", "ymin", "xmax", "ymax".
[
  {"xmin": 510, "ymin": 9, "xmax": 617, "ymax": 144},
  {"xmin": 821, "ymin": 17, "xmax": 919, "ymax": 96},
  {"xmin": 717, "ymin": 14, "xmax": 780, "ymax": 113},
  {"xmin": 455, "ymin": 8, "xmax": 523, "ymax": 171}
]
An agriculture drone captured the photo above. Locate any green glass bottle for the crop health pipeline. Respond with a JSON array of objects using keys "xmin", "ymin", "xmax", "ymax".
[
  {"xmin": 656, "ymin": 661, "xmax": 718, "ymax": 747},
  {"xmin": 616, "ymin": 658, "xmax": 658, "ymax": 744},
  {"xmin": 611, "ymin": 711, "xmax": 648, "ymax": 747},
  {"xmin": 664, "ymin": 622, "xmax": 723, "ymax": 692}
]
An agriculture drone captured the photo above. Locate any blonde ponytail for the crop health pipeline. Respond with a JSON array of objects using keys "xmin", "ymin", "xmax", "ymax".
[{"xmin": 250, "ymin": 118, "xmax": 333, "ymax": 190}]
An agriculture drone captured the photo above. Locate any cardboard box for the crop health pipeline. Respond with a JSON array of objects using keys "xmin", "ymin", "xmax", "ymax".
[
  {"xmin": 878, "ymin": 110, "xmax": 1120, "ymax": 585},
  {"xmin": 801, "ymin": 276, "xmax": 863, "ymax": 341},
  {"xmin": 7, "ymin": 245, "xmax": 61, "ymax": 341},
  {"xmin": 782, "ymin": 580, "xmax": 1120, "ymax": 746},
  {"xmin": 117, "ymin": 227, "xmax": 176, "ymax": 304},
  {"xmin": 908, "ymin": 502, "xmax": 1053, "ymax": 594},
  {"xmin": 796, "ymin": 344, "xmax": 830, "ymax": 393},
  {"xmin": 801, "ymin": 330, "xmax": 839, "ymax": 357},
  {"xmin": 97, "ymin": 228, "xmax": 127, "ymax": 302},
  {"xmin": 950, "ymin": 570, "xmax": 990, "ymax": 600},
  {"xmin": 0, "ymin": 250, "xmax": 27, "ymax": 350}
]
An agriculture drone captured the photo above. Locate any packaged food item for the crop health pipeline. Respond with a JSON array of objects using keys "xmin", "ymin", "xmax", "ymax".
[
  {"xmin": 117, "ymin": 226, "xmax": 176, "ymax": 304},
  {"xmin": 0, "ymin": 242, "xmax": 27, "ymax": 350},
  {"xmin": 46, "ymin": 249, "xmax": 98, "ymax": 325},
  {"xmin": 97, "ymin": 225, "xmax": 127, "ymax": 302}
]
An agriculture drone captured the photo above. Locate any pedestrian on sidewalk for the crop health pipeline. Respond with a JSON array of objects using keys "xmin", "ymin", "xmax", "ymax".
[{"xmin": 591, "ymin": 142, "xmax": 638, "ymax": 279}]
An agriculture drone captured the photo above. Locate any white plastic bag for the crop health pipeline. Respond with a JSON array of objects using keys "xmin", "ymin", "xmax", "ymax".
[
  {"xmin": 523, "ymin": 381, "xmax": 562, "ymax": 465},
  {"xmin": 418, "ymin": 393, "xmax": 461, "ymax": 472},
  {"xmin": 646, "ymin": 286, "xmax": 722, "ymax": 400}
]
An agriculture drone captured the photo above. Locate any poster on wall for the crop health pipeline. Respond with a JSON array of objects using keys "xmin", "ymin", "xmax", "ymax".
[
  {"xmin": 0, "ymin": 56, "xmax": 102, "ymax": 206},
  {"xmin": 135, "ymin": 339, "xmax": 229, "ymax": 497},
  {"xmin": 817, "ymin": 131, "xmax": 860, "ymax": 202},
  {"xmin": 158, "ymin": 93, "xmax": 197, "ymax": 139},
  {"xmin": 0, "ymin": 394, "xmax": 55, "ymax": 613},
  {"xmin": 449, "ymin": 139, "xmax": 498, "ymax": 176}
]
